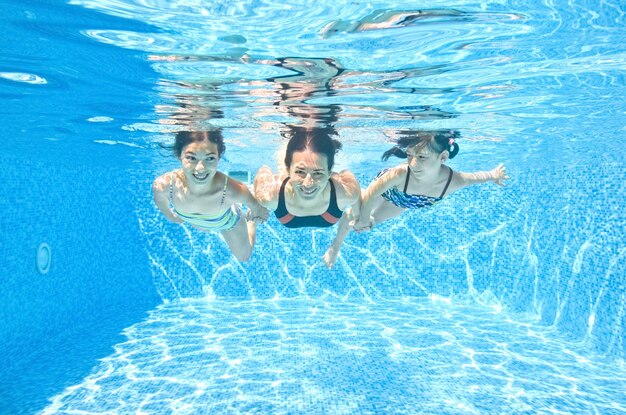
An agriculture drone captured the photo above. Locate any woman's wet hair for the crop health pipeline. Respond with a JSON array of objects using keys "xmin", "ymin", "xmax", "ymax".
[
  {"xmin": 164, "ymin": 130, "xmax": 226, "ymax": 159},
  {"xmin": 283, "ymin": 126, "xmax": 343, "ymax": 170},
  {"xmin": 381, "ymin": 130, "xmax": 460, "ymax": 161}
]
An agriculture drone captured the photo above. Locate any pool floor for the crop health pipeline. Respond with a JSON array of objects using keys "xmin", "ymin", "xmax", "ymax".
[{"xmin": 42, "ymin": 298, "xmax": 626, "ymax": 415}]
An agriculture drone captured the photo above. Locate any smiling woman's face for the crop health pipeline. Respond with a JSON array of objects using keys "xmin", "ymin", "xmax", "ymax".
[{"xmin": 288, "ymin": 149, "xmax": 330, "ymax": 200}]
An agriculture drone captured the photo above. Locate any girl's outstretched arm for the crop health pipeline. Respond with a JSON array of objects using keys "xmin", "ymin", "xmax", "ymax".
[
  {"xmin": 152, "ymin": 173, "xmax": 184, "ymax": 224},
  {"xmin": 353, "ymin": 166, "xmax": 404, "ymax": 232},
  {"xmin": 456, "ymin": 163, "xmax": 509, "ymax": 189}
]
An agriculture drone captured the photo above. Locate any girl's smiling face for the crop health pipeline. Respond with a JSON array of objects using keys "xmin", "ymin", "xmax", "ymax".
[
  {"xmin": 180, "ymin": 140, "xmax": 220, "ymax": 185},
  {"xmin": 288, "ymin": 149, "xmax": 330, "ymax": 199}
]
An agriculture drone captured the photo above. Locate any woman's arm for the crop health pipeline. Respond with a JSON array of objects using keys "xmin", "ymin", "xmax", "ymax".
[
  {"xmin": 152, "ymin": 173, "xmax": 184, "ymax": 224},
  {"xmin": 322, "ymin": 170, "xmax": 360, "ymax": 269},
  {"xmin": 332, "ymin": 169, "xmax": 362, "ymax": 218},
  {"xmin": 252, "ymin": 165, "xmax": 281, "ymax": 211}
]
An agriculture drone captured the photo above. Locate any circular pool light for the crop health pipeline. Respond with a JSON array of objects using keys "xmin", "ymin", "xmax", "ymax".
[{"xmin": 37, "ymin": 243, "xmax": 51, "ymax": 274}]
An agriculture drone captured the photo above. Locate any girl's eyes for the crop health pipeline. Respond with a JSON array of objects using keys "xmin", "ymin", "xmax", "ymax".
[{"xmin": 185, "ymin": 156, "xmax": 216, "ymax": 162}]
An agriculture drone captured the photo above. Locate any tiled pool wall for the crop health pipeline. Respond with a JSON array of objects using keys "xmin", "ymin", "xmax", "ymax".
[
  {"xmin": 0, "ymin": 150, "xmax": 161, "ymax": 414},
  {"xmin": 1, "ymin": 149, "xmax": 623, "ymax": 415},
  {"xmin": 140, "ymin": 156, "xmax": 625, "ymax": 361},
  {"xmin": 2, "ymin": 140, "xmax": 622, "ymax": 414}
]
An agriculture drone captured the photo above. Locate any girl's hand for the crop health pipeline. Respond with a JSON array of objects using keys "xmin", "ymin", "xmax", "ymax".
[
  {"xmin": 353, "ymin": 216, "xmax": 374, "ymax": 233},
  {"xmin": 246, "ymin": 206, "xmax": 270, "ymax": 224},
  {"xmin": 490, "ymin": 163, "xmax": 509, "ymax": 186}
]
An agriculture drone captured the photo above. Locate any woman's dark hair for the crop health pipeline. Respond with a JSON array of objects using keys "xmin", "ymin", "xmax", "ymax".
[
  {"xmin": 283, "ymin": 126, "xmax": 342, "ymax": 170},
  {"xmin": 382, "ymin": 130, "xmax": 460, "ymax": 161},
  {"xmin": 163, "ymin": 130, "xmax": 226, "ymax": 159}
]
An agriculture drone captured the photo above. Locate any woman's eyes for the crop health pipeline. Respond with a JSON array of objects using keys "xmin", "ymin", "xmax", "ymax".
[{"xmin": 295, "ymin": 170, "xmax": 324, "ymax": 177}]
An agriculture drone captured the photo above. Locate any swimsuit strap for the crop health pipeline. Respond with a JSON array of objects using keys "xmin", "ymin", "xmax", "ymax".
[
  {"xmin": 402, "ymin": 167, "xmax": 411, "ymax": 193},
  {"xmin": 326, "ymin": 178, "xmax": 342, "ymax": 215},
  {"xmin": 402, "ymin": 166, "xmax": 453, "ymax": 198},
  {"xmin": 439, "ymin": 167, "xmax": 454, "ymax": 198},
  {"xmin": 276, "ymin": 177, "xmax": 290, "ymax": 215},
  {"xmin": 169, "ymin": 172, "xmax": 175, "ymax": 207},
  {"xmin": 169, "ymin": 172, "xmax": 228, "ymax": 209},
  {"xmin": 219, "ymin": 174, "xmax": 229, "ymax": 209}
]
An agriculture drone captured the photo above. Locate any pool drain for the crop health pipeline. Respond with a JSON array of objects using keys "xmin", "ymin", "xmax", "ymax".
[{"xmin": 37, "ymin": 243, "xmax": 51, "ymax": 274}]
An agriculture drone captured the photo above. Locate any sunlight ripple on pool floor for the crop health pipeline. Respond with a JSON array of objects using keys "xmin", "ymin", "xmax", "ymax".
[{"xmin": 43, "ymin": 299, "xmax": 626, "ymax": 415}]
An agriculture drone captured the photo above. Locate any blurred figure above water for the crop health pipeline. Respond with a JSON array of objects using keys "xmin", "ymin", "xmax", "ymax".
[{"xmin": 320, "ymin": 8, "xmax": 468, "ymax": 37}]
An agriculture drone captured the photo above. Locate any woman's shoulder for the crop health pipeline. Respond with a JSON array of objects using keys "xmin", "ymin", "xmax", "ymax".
[
  {"xmin": 331, "ymin": 170, "xmax": 360, "ymax": 206},
  {"xmin": 252, "ymin": 166, "xmax": 285, "ymax": 209},
  {"xmin": 331, "ymin": 169, "xmax": 358, "ymax": 185}
]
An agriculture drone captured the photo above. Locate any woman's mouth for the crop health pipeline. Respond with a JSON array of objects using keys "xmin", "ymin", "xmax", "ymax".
[{"xmin": 299, "ymin": 186, "xmax": 317, "ymax": 196}]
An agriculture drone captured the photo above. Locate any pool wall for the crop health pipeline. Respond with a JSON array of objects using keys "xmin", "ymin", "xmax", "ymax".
[
  {"xmin": 1, "ymin": 1, "xmax": 624, "ymax": 413},
  {"xmin": 0, "ymin": 2, "xmax": 163, "ymax": 413},
  {"xmin": 0, "ymin": 151, "xmax": 161, "ymax": 415},
  {"xmin": 140, "ymin": 157, "xmax": 625, "ymax": 361}
]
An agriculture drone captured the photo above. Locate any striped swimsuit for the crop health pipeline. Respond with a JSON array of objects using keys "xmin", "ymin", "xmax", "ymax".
[
  {"xmin": 380, "ymin": 167, "xmax": 453, "ymax": 209},
  {"xmin": 169, "ymin": 173, "xmax": 241, "ymax": 232}
]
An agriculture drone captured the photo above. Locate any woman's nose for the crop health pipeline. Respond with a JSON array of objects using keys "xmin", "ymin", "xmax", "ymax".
[
  {"xmin": 302, "ymin": 174, "xmax": 314, "ymax": 185},
  {"xmin": 195, "ymin": 160, "xmax": 206, "ymax": 171}
]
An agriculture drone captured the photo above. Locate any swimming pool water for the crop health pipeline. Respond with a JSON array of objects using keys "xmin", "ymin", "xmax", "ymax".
[
  {"xmin": 42, "ymin": 299, "xmax": 626, "ymax": 414},
  {"xmin": 1, "ymin": 0, "xmax": 625, "ymax": 414}
]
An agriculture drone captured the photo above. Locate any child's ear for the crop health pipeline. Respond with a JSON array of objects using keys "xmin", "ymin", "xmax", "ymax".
[{"xmin": 440, "ymin": 151, "xmax": 449, "ymax": 163}]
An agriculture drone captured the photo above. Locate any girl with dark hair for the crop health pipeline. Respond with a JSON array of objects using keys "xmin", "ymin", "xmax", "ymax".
[
  {"xmin": 152, "ymin": 131, "xmax": 269, "ymax": 262},
  {"xmin": 253, "ymin": 126, "xmax": 361, "ymax": 264},
  {"xmin": 361, "ymin": 129, "xmax": 507, "ymax": 226},
  {"xmin": 323, "ymin": 130, "xmax": 508, "ymax": 267}
]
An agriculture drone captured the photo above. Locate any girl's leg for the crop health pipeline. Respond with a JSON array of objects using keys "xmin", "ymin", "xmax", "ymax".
[{"xmin": 221, "ymin": 218, "xmax": 254, "ymax": 262}]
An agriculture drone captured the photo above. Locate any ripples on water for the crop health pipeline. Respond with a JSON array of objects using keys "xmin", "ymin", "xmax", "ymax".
[{"xmin": 67, "ymin": 0, "xmax": 625, "ymax": 143}]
